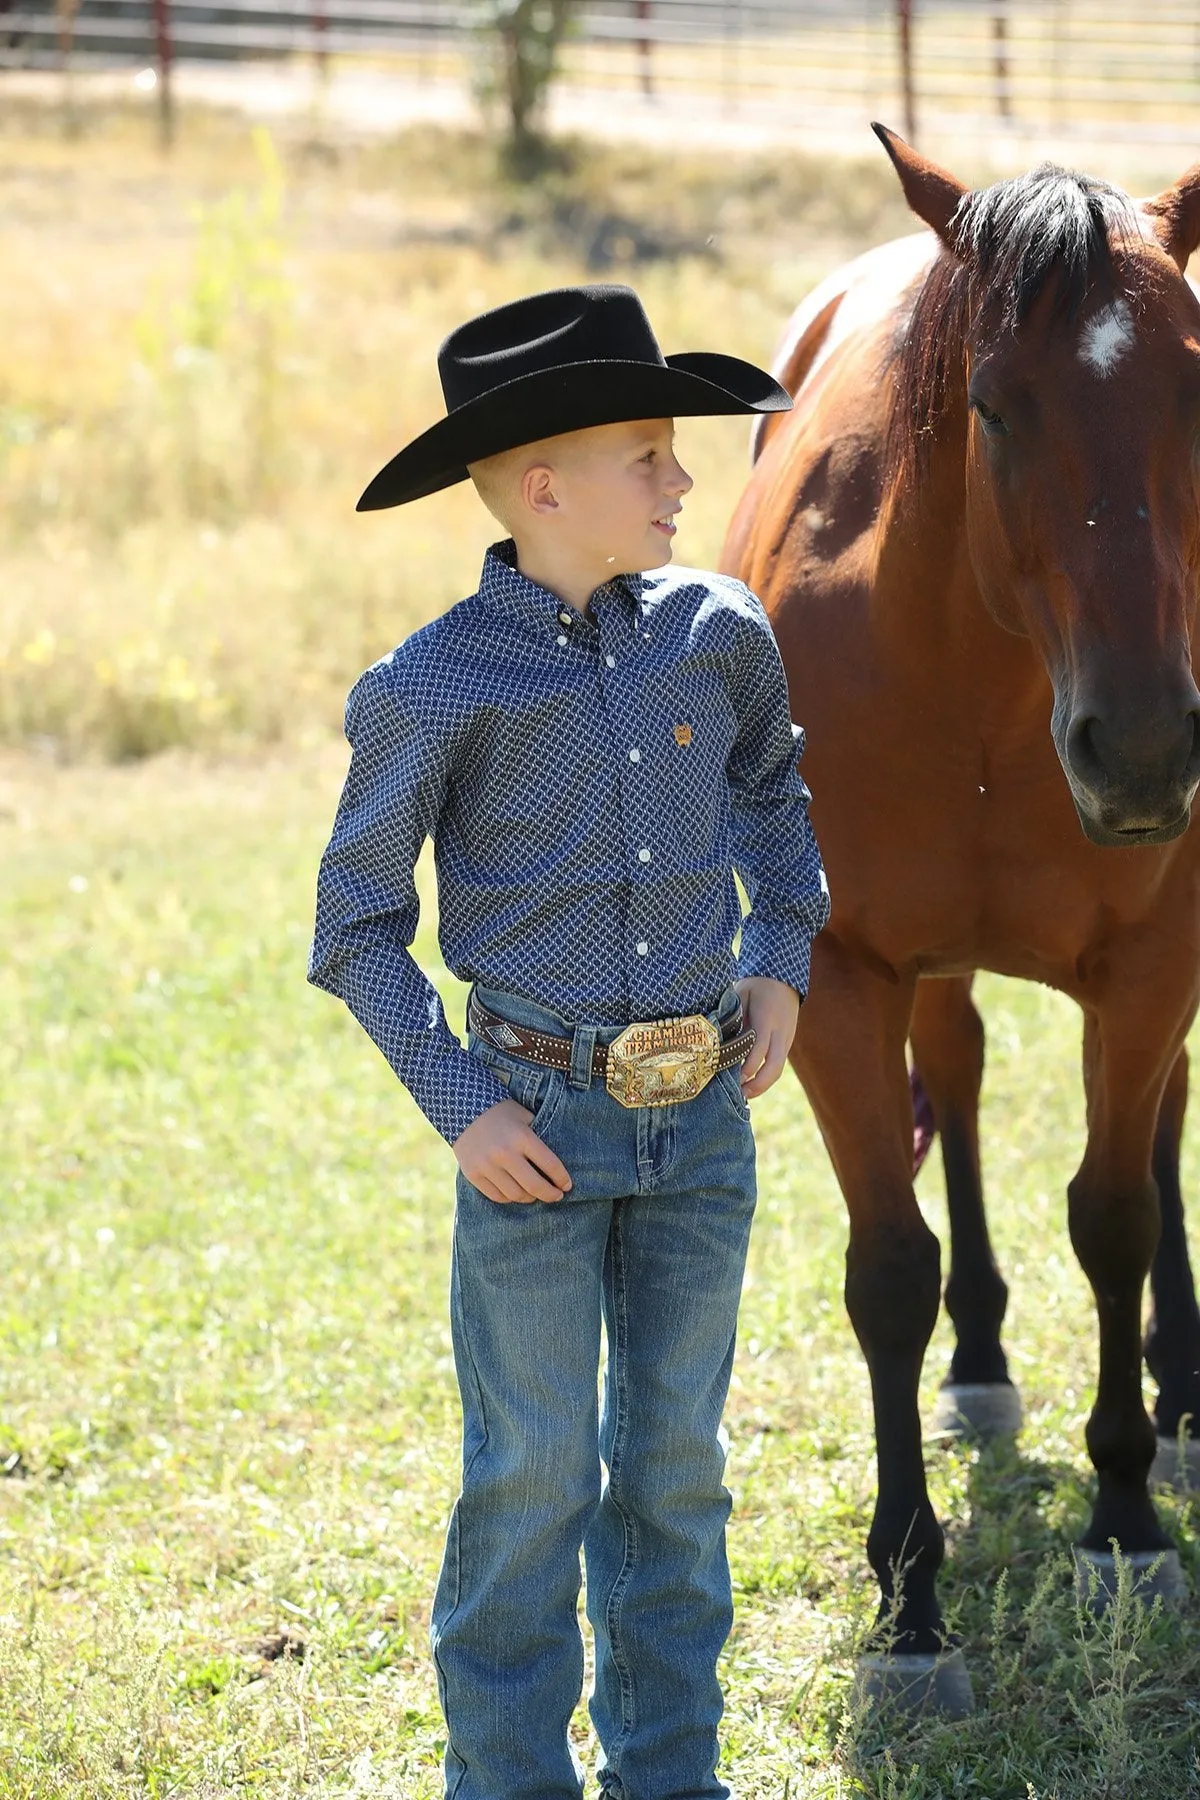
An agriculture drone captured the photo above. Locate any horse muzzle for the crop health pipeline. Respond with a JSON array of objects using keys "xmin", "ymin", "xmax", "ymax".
[{"xmin": 1059, "ymin": 700, "xmax": 1200, "ymax": 847}]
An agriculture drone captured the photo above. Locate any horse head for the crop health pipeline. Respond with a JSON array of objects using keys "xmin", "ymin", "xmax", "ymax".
[{"xmin": 878, "ymin": 125, "xmax": 1200, "ymax": 847}]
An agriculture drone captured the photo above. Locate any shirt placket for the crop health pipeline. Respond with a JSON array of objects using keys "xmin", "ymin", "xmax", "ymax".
[{"xmin": 593, "ymin": 590, "xmax": 659, "ymax": 1015}]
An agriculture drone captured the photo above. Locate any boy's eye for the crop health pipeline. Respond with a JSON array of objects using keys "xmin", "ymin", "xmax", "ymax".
[{"xmin": 640, "ymin": 449, "xmax": 656, "ymax": 464}]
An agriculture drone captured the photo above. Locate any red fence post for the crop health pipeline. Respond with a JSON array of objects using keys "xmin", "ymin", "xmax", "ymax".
[
  {"xmin": 993, "ymin": 1, "xmax": 1011, "ymax": 120},
  {"xmin": 635, "ymin": 0, "xmax": 652, "ymax": 99},
  {"xmin": 896, "ymin": 0, "xmax": 916, "ymax": 144},
  {"xmin": 153, "ymin": 0, "xmax": 173, "ymax": 147},
  {"xmin": 314, "ymin": 0, "xmax": 329, "ymax": 86},
  {"xmin": 56, "ymin": 0, "xmax": 78, "ymax": 133}
]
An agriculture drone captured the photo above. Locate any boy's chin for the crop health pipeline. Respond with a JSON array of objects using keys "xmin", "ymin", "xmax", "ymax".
[
  {"xmin": 603, "ymin": 536, "xmax": 675, "ymax": 576},
  {"xmin": 641, "ymin": 537, "xmax": 675, "ymax": 570}
]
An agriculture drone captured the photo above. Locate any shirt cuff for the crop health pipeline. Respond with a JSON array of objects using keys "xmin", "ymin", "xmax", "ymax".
[
  {"xmin": 408, "ymin": 1044, "xmax": 514, "ymax": 1147},
  {"xmin": 735, "ymin": 918, "xmax": 813, "ymax": 1004}
]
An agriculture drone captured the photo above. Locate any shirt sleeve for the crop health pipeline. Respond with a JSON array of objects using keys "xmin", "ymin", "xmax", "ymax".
[
  {"xmin": 307, "ymin": 659, "xmax": 511, "ymax": 1146},
  {"xmin": 724, "ymin": 583, "xmax": 831, "ymax": 1001}
]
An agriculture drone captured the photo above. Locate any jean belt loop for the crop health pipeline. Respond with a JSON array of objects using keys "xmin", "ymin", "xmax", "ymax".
[{"xmin": 569, "ymin": 1020, "xmax": 597, "ymax": 1090}]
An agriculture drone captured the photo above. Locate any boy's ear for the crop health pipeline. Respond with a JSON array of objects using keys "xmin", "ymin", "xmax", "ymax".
[
  {"xmin": 871, "ymin": 122, "xmax": 968, "ymax": 250},
  {"xmin": 522, "ymin": 461, "xmax": 560, "ymax": 517}
]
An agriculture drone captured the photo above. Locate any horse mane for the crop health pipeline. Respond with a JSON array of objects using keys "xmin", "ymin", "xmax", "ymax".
[{"xmin": 886, "ymin": 165, "xmax": 1145, "ymax": 488}]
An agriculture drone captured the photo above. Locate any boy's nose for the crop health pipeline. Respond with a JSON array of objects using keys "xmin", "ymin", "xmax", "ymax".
[{"xmin": 670, "ymin": 459, "xmax": 695, "ymax": 495}]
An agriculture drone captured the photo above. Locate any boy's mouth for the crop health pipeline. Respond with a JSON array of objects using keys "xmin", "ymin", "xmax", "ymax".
[{"xmin": 651, "ymin": 510, "xmax": 679, "ymax": 537}]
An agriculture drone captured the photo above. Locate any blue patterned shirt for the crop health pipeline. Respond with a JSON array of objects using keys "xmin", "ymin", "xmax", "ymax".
[{"xmin": 308, "ymin": 538, "xmax": 830, "ymax": 1145}]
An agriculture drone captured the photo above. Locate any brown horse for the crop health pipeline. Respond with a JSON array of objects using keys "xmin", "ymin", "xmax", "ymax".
[{"xmin": 723, "ymin": 127, "xmax": 1200, "ymax": 1710}]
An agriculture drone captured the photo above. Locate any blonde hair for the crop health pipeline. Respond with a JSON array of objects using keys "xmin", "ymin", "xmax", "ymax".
[
  {"xmin": 468, "ymin": 428, "xmax": 599, "ymax": 532},
  {"xmin": 467, "ymin": 444, "xmax": 535, "ymax": 534}
]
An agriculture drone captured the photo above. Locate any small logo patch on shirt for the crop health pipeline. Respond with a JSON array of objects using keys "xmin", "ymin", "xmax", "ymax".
[{"xmin": 674, "ymin": 723, "xmax": 693, "ymax": 747}]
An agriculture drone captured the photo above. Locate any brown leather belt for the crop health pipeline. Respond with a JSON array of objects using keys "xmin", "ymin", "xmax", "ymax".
[{"xmin": 468, "ymin": 992, "xmax": 757, "ymax": 1109}]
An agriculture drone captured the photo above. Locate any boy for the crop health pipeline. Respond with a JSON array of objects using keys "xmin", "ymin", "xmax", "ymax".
[{"xmin": 308, "ymin": 284, "xmax": 830, "ymax": 1800}]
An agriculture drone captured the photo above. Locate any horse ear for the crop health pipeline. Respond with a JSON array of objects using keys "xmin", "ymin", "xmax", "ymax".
[
  {"xmin": 871, "ymin": 122, "xmax": 968, "ymax": 250},
  {"xmin": 1143, "ymin": 164, "xmax": 1200, "ymax": 273}
]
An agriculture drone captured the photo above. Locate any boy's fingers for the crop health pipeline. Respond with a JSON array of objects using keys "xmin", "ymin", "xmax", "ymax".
[
  {"xmin": 738, "ymin": 1026, "xmax": 769, "ymax": 1081},
  {"xmin": 740, "ymin": 1029, "xmax": 785, "ymax": 1096},
  {"xmin": 524, "ymin": 1133, "xmax": 572, "ymax": 1193},
  {"xmin": 484, "ymin": 1132, "xmax": 566, "ymax": 1203},
  {"xmin": 484, "ymin": 1165, "xmax": 530, "ymax": 1204},
  {"xmin": 506, "ymin": 1153, "xmax": 564, "ymax": 1204},
  {"xmin": 741, "ymin": 1026, "xmax": 771, "ymax": 1080},
  {"xmin": 500, "ymin": 1144, "xmax": 564, "ymax": 1202},
  {"xmin": 474, "ymin": 1174, "xmax": 511, "ymax": 1205}
]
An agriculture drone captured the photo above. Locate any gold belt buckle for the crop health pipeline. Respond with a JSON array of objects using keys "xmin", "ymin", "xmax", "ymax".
[{"xmin": 605, "ymin": 1013, "xmax": 721, "ymax": 1109}]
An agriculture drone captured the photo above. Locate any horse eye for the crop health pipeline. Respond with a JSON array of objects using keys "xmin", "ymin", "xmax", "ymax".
[{"xmin": 971, "ymin": 397, "xmax": 1008, "ymax": 435}]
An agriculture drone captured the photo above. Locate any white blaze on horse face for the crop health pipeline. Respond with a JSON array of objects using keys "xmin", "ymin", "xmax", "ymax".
[{"xmin": 1079, "ymin": 299, "xmax": 1135, "ymax": 376}]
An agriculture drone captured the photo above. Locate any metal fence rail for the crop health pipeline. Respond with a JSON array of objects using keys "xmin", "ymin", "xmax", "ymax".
[{"xmin": 6, "ymin": 2, "xmax": 1200, "ymax": 150}]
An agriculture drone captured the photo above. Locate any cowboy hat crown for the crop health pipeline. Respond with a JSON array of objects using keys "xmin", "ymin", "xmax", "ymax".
[{"xmin": 356, "ymin": 283, "xmax": 791, "ymax": 511}]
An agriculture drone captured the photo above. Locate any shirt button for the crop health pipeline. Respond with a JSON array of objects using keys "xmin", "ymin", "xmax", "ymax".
[
  {"xmin": 636, "ymin": 940, "xmax": 649, "ymax": 956},
  {"xmin": 605, "ymin": 654, "xmax": 616, "ymax": 668},
  {"xmin": 556, "ymin": 634, "xmax": 568, "ymax": 646},
  {"xmin": 628, "ymin": 747, "xmax": 641, "ymax": 763},
  {"xmin": 558, "ymin": 610, "xmax": 572, "ymax": 626},
  {"xmin": 637, "ymin": 847, "xmax": 652, "ymax": 863}
]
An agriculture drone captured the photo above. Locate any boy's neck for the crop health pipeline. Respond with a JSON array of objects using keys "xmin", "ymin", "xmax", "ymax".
[{"xmin": 510, "ymin": 537, "xmax": 634, "ymax": 614}]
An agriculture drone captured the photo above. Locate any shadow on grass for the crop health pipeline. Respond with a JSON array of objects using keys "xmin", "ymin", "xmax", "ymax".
[{"xmin": 819, "ymin": 1437, "xmax": 1200, "ymax": 1799}]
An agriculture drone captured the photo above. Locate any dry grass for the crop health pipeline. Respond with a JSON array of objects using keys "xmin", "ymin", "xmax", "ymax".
[
  {"xmin": 3, "ymin": 99, "xmax": 1191, "ymax": 764},
  {"xmin": 0, "ymin": 98, "xmax": 920, "ymax": 762}
]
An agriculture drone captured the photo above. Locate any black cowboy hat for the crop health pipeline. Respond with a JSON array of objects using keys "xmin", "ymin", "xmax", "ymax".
[{"xmin": 356, "ymin": 283, "xmax": 792, "ymax": 510}]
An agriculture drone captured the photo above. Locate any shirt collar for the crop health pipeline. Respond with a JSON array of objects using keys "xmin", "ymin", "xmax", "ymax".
[{"xmin": 478, "ymin": 538, "xmax": 644, "ymax": 639}]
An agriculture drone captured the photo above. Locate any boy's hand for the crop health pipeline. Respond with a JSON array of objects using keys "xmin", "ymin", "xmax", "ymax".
[
  {"xmin": 453, "ymin": 1098, "xmax": 574, "ymax": 1205},
  {"xmin": 733, "ymin": 976, "xmax": 801, "ymax": 1099}
]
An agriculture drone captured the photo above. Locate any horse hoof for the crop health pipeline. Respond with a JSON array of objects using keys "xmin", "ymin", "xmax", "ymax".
[
  {"xmin": 931, "ymin": 1381, "xmax": 1023, "ymax": 1440},
  {"xmin": 1073, "ymin": 1547, "xmax": 1188, "ymax": 1613},
  {"xmin": 853, "ymin": 1648, "xmax": 975, "ymax": 1719},
  {"xmin": 1151, "ymin": 1434, "xmax": 1200, "ymax": 1492}
]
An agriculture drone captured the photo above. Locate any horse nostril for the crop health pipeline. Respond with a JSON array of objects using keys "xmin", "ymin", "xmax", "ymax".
[
  {"xmin": 1065, "ymin": 713, "xmax": 1107, "ymax": 795},
  {"xmin": 1187, "ymin": 711, "xmax": 1200, "ymax": 783}
]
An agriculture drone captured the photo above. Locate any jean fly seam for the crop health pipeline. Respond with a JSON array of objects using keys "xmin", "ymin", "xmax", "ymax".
[{"xmin": 602, "ymin": 1201, "xmax": 638, "ymax": 1766}]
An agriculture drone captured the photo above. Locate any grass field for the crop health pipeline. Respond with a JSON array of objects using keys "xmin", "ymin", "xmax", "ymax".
[
  {"xmin": 4, "ymin": 745, "xmax": 1200, "ymax": 1798},
  {"xmin": 3, "ymin": 102, "xmax": 1200, "ymax": 1797}
]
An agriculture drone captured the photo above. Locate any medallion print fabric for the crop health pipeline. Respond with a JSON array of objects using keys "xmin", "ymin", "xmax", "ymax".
[{"xmin": 308, "ymin": 538, "xmax": 830, "ymax": 1145}]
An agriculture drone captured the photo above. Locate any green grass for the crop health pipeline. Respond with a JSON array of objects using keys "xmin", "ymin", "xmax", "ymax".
[{"xmin": 3, "ymin": 746, "xmax": 1199, "ymax": 1797}]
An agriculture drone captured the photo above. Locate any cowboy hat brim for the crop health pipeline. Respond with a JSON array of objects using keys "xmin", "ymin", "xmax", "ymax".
[{"xmin": 355, "ymin": 352, "xmax": 791, "ymax": 511}]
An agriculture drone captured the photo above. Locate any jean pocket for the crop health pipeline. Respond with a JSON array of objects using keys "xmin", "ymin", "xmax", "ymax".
[
  {"xmin": 711, "ymin": 1064, "xmax": 752, "ymax": 1125},
  {"xmin": 468, "ymin": 1033, "xmax": 566, "ymax": 1134}
]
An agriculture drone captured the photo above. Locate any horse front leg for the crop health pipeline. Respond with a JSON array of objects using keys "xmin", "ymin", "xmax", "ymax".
[
  {"xmin": 1144, "ymin": 1048, "xmax": 1200, "ymax": 1487},
  {"xmin": 909, "ymin": 974, "xmax": 1021, "ymax": 1440},
  {"xmin": 1071, "ymin": 993, "xmax": 1192, "ymax": 1603},
  {"xmin": 792, "ymin": 935, "xmax": 973, "ymax": 1715}
]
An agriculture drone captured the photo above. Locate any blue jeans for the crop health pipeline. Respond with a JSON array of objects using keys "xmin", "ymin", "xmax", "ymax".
[{"xmin": 431, "ymin": 981, "xmax": 757, "ymax": 1800}]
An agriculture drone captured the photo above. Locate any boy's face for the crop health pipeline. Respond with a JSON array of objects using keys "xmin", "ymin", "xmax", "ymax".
[{"xmin": 529, "ymin": 417, "xmax": 694, "ymax": 575}]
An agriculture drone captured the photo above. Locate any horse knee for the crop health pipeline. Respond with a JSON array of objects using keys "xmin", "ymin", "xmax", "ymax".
[
  {"xmin": 845, "ymin": 1215, "xmax": 941, "ymax": 1361},
  {"xmin": 1068, "ymin": 1177, "xmax": 1160, "ymax": 1286},
  {"xmin": 944, "ymin": 1259, "xmax": 1009, "ymax": 1335},
  {"xmin": 1085, "ymin": 1400, "xmax": 1158, "ymax": 1482}
]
